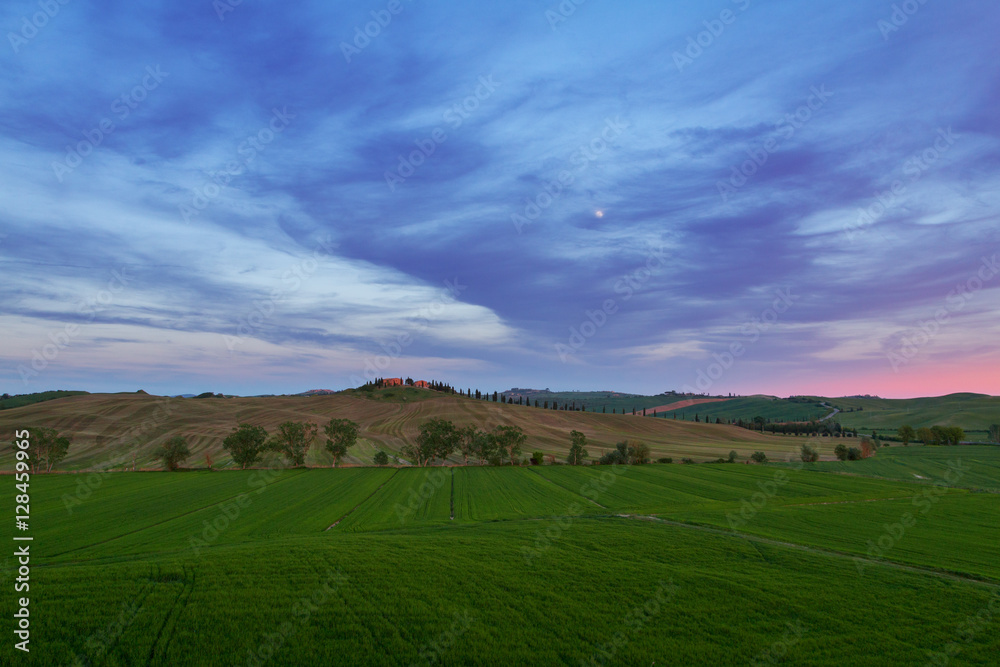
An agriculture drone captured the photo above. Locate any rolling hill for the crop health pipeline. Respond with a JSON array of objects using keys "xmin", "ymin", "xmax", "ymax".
[{"xmin": 0, "ymin": 388, "xmax": 807, "ymax": 471}]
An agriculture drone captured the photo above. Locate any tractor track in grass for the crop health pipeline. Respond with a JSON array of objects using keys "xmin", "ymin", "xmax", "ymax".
[
  {"xmin": 48, "ymin": 470, "xmax": 309, "ymax": 559},
  {"xmin": 148, "ymin": 565, "xmax": 196, "ymax": 665},
  {"xmin": 524, "ymin": 467, "xmax": 608, "ymax": 509},
  {"xmin": 612, "ymin": 514, "xmax": 1000, "ymax": 590},
  {"xmin": 325, "ymin": 468, "xmax": 399, "ymax": 530}
]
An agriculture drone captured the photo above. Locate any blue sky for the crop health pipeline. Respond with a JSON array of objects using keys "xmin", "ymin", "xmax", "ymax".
[{"xmin": 2, "ymin": 0, "xmax": 998, "ymax": 398}]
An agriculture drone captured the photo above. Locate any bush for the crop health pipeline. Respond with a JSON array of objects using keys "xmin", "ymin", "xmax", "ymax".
[
  {"xmin": 834, "ymin": 444, "xmax": 848, "ymax": 461},
  {"xmin": 373, "ymin": 450, "xmax": 389, "ymax": 466},
  {"xmin": 531, "ymin": 450, "xmax": 545, "ymax": 465},
  {"xmin": 800, "ymin": 444, "xmax": 819, "ymax": 463},
  {"xmin": 750, "ymin": 451, "xmax": 768, "ymax": 463},
  {"xmin": 728, "ymin": 450, "xmax": 738, "ymax": 463},
  {"xmin": 681, "ymin": 457, "xmax": 694, "ymax": 464},
  {"xmin": 847, "ymin": 447, "xmax": 862, "ymax": 461},
  {"xmin": 154, "ymin": 436, "xmax": 190, "ymax": 471},
  {"xmin": 657, "ymin": 457, "xmax": 673, "ymax": 464}
]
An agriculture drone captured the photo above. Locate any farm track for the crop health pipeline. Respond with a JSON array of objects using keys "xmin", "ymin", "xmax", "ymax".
[
  {"xmin": 613, "ymin": 514, "xmax": 1000, "ymax": 590},
  {"xmin": 325, "ymin": 468, "xmax": 399, "ymax": 530},
  {"xmin": 525, "ymin": 466, "xmax": 607, "ymax": 508},
  {"xmin": 147, "ymin": 565, "xmax": 196, "ymax": 665},
  {"xmin": 47, "ymin": 471, "xmax": 308, "ymax": 558}
]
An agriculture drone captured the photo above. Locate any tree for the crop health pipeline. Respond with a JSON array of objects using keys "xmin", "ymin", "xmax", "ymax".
[
  {"xmin": 471, "ymin": 429, "xmax": 495, "ymax": 465},
  {"xmin": 847, "ymin": 447, "xmax": 862, "ymax": 461},
  {"xmin": 373, "ymin": 450, "xmax": 389, "ymax": 466},
  {"xmin": 859, "ymin": 438, "xmax": 876, "ymax": 458},
  {"xmin": 154, "ymin": 436, "xmax": 190, "ymax": 471},
  {"xmin": 800, "ymin": 443, "xmax": 819, "ymax": 463},
  {"xmin": 834, "ymin": 444, "xmax": 848, "ymax": 461},
  {"xmin": 324, "ymin": 418, "xmax": 359, "ymax": 467},
  {"xmin": 750, "ymin": 451, "xmax": 768, "ymax": 463},
  {"xmin": 628, "ymin": 441, "xmax": 651, "ymax": 464},
  {"xmin": 531, "ymin": 450, "xmax": 545, "ymax": 465},
  {"xmin": 404, "ymin": 418, "xmax": 460, "ymax": 467},
  {"xmin": 946, "ymin": 426, "xmax": 965, "ymax": 446},
  {"xmin": 567, "ymin": 430, "xmax": 589, "ymax": 465},
  {"xmin": 916, "ymin": 426, "xmax": 935, "ymax": 446},
  {"xmin": 490, "ymin": 425, "xmax": 526, "ymax": 466},
  {"xmin": 25, "ymin": 427, "xmax": 71, "ymax": 473},
  {"xmin": 990, "ymin": 424, "xmax": 1000, "ymax": 444},
  {"xmin": 456, "ymin": 425, "xmax": 482, "ymax": 465},
  {"xmin": 897, "ymin": 425, "xmax": 915, "ymax": 446},
  {"xmin": 728, "ymin": 450, "xmax": 738, "ymax": 463},
  {"xmin": 222, "ymin": 423, "xmax": 268, "ymax": 469},
  {"xmin": 269, "ymin": 421, "xmax": 318, "ymax": 466}
]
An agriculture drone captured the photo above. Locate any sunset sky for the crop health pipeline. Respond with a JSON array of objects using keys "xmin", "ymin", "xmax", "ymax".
[{"xmin": 1, "ymin": 0, "xmax": 998, "ymax": 398}]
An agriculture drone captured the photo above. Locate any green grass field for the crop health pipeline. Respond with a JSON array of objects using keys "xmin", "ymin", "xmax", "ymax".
[{"xmin": 3, "ymin": 446, "xmax": 999, "ymax": 665}]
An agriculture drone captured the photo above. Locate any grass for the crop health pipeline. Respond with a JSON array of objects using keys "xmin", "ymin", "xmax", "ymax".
[
  {"xmin": 771, "ymin": 444, "xmax": 1000, "ymax": 491},
  {"xmin": 1, "ymin": 449, "xmax": 999, "ymax": 664},
  {"xmin": 2, "ymin": 499, "xmax": 998, "ymax": 665}
]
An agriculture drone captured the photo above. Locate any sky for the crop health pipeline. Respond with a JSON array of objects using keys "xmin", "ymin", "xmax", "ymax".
[{"xmin": 1, "ymin": 0, "xmax": 998, "ymax": 399}]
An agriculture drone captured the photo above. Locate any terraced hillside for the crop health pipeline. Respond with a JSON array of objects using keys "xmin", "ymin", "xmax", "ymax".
[{"xmin": 0, "ymin": 389, "xmax": 808, "ymax": 471}]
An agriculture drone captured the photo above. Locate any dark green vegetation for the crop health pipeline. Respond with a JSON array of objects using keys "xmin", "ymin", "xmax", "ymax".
[
  {"xmin": 515, "ymin": 390, "xmax": 1000, "ymax": 435},
  {"xmin": 0, "ymin": 390, "xmax": 88, "ymax": 410},
  {"xmin": 811, "ymin": 393, "xmax": 1000, "ymax": 433},
  {"xmin": 3, "ymin": 446, "xmax": 999, "ymax": 665}
]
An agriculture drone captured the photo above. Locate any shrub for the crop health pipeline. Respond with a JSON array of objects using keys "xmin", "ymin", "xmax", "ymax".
[
  {"xmin": 681, "ymin": 457, "xmax": 694, "ymax": 464},
  {"xmin": 657, "ymin": 457, "xmax": 673, "ymax": 464},
  {"xmin": 373, "ymin": 450, "xmax": 389, "ymax": 466},
  {"xmin": 750, "ymin": 451, "xmax": 768, "ymax": 463},
  {"xmin": 154, "ymin": 436, "xmax": 190, "ymax": 471},
  {"xmin": 847, "ymin": 447, "xmax": 862, "ymax": 461},
  {"xmin": 531, "ymin": 450, "xmax": 545, "ymax": 465},
  {"xmin": 834, "ymin": 444, "xmax": 848, "ymax": 461},
  {"xmin": 800, "ymin": 444, "xmax": 819, "ymax": 463},
  {"xmin": 728, "ymin": 450, "xmax": 738, "ymax": 463}
]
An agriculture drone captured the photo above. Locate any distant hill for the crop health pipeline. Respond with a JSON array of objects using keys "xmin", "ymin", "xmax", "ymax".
[
  {"xmin": 0, "ymin": 388, "xmax": 801, "ymax": 471},
  {"xmin": 503, "ymin": 390, "xmax": 999, "ymax": 434},
  {"xmin": 0, "ymin": 390, "xmax": 89, "ymax": 410}
]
